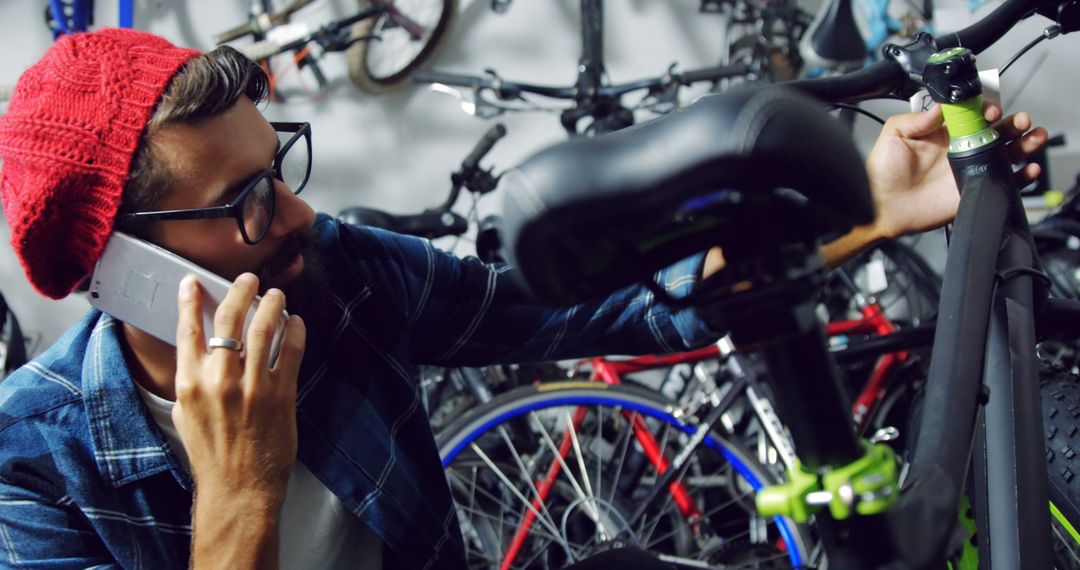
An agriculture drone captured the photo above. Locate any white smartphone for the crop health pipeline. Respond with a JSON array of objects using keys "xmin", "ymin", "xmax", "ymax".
[{"xmin": 88, "ymin": 232, "xmax": 287, "ymax": 366}]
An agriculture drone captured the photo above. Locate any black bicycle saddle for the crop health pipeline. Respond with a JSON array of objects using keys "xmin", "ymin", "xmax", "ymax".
[
  {"xmin": 499, "ymin": 86, "xmax": 873, "ymax": 305},
  {"xmin": 800, "ymin": 0, "xmax": 867, "ymax": 72}
]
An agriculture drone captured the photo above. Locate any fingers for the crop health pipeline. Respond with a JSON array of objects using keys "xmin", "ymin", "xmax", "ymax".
[
  {"xmin": 244, "ymin": 288, "xmax": 286, "ymax": 379},
  {"xmin": 176, "ymin": 276, "xmax": 206, "ymax": 382},
  {"xmin": 1015, "ymin": 162, "xmax": 1042, "ymax": 187},
  {"xmin": 272, "ymin": 315, "xmax": 306, "ymax": 388},
  {"xmin": 884, "ymin": 105, "xmax": 945, "ymax": 139},
  {"xmin": 982, "ymin": 100, "xmax": 1003, "ymax": 124},
  {"xmin": 1006, "ymin": 126, "xmax": 1049, "ymax": 164},
  {"xmin": 211, "ymin": 273, "xmax": 259, "ymax": 369},
  {"xmin": 993, "ymin": 111, "xmax": 1033, "ymax": 141}
]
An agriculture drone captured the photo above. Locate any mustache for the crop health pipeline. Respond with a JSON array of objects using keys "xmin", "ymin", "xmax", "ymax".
[{"xmin": 257, "ymin": 228, "xmax": 317, "ymax": 288}]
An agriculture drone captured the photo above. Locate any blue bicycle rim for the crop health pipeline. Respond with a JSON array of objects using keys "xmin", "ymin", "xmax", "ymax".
[{"xmin": 440, "ymin": 394, "xmax": 807, "ymax": 568}]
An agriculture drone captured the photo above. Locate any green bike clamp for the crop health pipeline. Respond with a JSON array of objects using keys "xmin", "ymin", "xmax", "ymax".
[
  {"xmin": 756, "ymin": 459, "xmax": 821, "ymax": 524},
  {"xmin": 923, "ymin": 47, "xmax": 1000, "ymax": 153},
  {"xmin": 822, "ymin": 441, "xmax": 900, "ymax": 519},
  {"xmin": 756, "ymin": 441, "xmax": 900, "ymax": 523}
]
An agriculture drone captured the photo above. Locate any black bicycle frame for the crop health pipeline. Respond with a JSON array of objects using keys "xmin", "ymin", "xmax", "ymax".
[
  {"xmin": 578, "ymin": 0, "xmax": 604, "ymax": 99},
  {"xmin": 903, "ymin": 142, "xmax": 1052, "ymax": 568},
  {"xmin": 706, "ymin": 0, "xmax": 1067, "ymax": 564},
  {"xmin": 729, "ymin": 105, "xmax": 1055, "ymax": 569}
]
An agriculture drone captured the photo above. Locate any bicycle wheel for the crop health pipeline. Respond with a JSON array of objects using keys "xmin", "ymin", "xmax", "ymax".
[
  {"xmin": 346, "ymin": 0, "xmax": 457, "ymax": 93},
  {"xmin": 907, "ymin": 369, "xmax": 1080, "ymax": 568},
  {"xmin": 1042, "ymin": 374, "xmax": 1080, "ymax": 568},
  {"xmin": 437, "ymin": 381, "xmax": 811, "ymax": 569}
]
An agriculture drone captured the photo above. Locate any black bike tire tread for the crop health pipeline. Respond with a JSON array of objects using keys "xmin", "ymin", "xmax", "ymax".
[{"xmin": 1043, "ymin": 374, "xmax": 1080, "ymax": 534}]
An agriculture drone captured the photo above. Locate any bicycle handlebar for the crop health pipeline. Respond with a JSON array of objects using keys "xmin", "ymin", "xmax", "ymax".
[
  {"xmin": 788, "ymin": 0, "xmax": 1049, "ymax": 102},
  {"xmin": 462, "ymin": 123, "xmax": 507, "ymax": 172},
  {"xmin": 231, "ymin": 5, "xmax": 390, "ymax": 62},
  {"xmin": 441, "ymin": 123, "xmax": 507, "ymax": 211},
  {"xmin": 413, "ymin": 62, "xmax": 753, "ymax": 102},
  {"xmin": 239, "ymin": 38, "xmax": 286, "ymax": 62},
  {"xmin": 214, "ymin": 0, "xmax": 316, "ymax": 45}
]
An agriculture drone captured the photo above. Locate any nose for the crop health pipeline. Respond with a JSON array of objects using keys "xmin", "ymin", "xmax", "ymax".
[{"xmin": 267, "ymin": 178, "xmax": 316, "ymax": 239}]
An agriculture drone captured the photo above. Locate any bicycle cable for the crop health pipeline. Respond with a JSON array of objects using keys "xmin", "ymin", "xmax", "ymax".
[
  {"xmin": 827, "ymin": 102, "xmax": 887, "ymax": 125},
  {"xmin": 999, "ymin": 24, "xmax": 1061, "ymax": 76}
]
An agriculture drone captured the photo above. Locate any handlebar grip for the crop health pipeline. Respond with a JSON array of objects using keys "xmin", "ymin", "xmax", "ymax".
[
  {"xmin": 462, "ymin": 124, "xmax": 507, "ymax": 170},
  {"xmin": 412, "ymin": 70, "xmax": 487, "ymax": 88},
  {"xmin": 239, "ymin": 39, "xmax": 284, "ymax": 62}
]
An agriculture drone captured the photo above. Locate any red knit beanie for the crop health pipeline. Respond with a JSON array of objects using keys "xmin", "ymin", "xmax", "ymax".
[{"xmin": 0, "ymin": 29, "xmax": 199, "ymax": 299}]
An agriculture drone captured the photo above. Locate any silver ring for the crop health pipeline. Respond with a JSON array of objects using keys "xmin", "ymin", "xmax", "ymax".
[{"xmin": 208, "ymin": 336, "xmax": 244, "ymax": 352}]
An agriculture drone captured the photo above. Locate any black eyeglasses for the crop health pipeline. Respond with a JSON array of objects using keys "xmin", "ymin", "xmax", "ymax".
[{"xmin": 119, "ymin": 122, "xmax": 312, "ymax": 245}]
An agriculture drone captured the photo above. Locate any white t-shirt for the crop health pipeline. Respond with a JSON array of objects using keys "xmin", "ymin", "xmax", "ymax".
[{"xmin": 134, "ymin": 382, "xmax": 383, "ymax": 570}]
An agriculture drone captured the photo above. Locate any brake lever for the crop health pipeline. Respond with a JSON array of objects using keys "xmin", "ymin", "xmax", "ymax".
[
  {"xmin": 470, "ymin": 91, "xmax": 507, "ymax": 119},
  {"xmin": 652, "ymin": 63, "xmax": 685, "ymax": 111},
  {"xmin": 425, "ymin": 84, "xmax": 501, "ymax": 118}
]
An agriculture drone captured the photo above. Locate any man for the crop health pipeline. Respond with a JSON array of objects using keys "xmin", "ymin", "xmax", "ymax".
[{"xmin": 0, "ymin": 29, "xmax": 1046, "ymax": 569}]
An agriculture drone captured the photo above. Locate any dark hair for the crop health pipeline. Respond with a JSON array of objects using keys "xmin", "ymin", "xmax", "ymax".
[{"xmin": 118, "ymin": 46, "xmax": 269, "ymax": 235}]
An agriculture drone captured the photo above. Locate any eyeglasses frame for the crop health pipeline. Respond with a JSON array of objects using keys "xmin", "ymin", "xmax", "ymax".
[{"xmin": 118, "ymin": 122, "xmax": 312, "ymax": 245}]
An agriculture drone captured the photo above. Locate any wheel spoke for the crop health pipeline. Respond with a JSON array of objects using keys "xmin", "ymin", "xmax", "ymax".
[
  {"xmin": 595, "ymin": 404, "xmax": 604, "ymax": 522},
  {"xmin": 608, "ymin": 409, "xmax": 637, "ymax": 507},
  {"xmin": 496, "ymin": 424, "xmax": 563, "ymax": 538},
  {"xmin": 529, "ymin": 411, "xmax": 598, "ymax": 522},
  {"xmin": 468, "ymin": 443, "xmax": 572, "ymax": 552},
  {"xmin": 443, "ymin": 390, "xmax": 804, "ymax": 568},
  {"xmin": 564, "ymin": 408, "xmax": 606, "ymax": 536}
]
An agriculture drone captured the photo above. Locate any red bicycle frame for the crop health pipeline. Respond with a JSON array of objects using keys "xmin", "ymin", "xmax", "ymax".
[{"xmin": 497, "ymin": 301, "xmax": 908, "ymax": 568}]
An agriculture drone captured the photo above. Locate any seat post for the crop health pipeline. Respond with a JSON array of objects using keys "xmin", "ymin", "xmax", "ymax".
[
  {"xmin": 698, "ymin": 244, "xmax": 862, "ymax": 468},
  {"xmin": 696, "ymin": 240, "xmax": 898, "ymax": 567}
]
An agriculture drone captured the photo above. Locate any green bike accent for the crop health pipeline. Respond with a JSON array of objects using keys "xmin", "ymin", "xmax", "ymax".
[
  {"xmin": 946, "ymin": 500, "xmax": 1080, "ymax": 568},
  {"xmin": 927, "ymin": 47, "xmax": 971, "ymax": 63},
  {"xmin": 756, "ymin": 441, "xmax": 899, "ymax": 522},
  {"xmin": 948, "ymin": 496, "xmax": 979, "ymax": 570},
  {"xmin": 1051, "ymin": 500, "xmax": 1080, "ymax": 546},
  {"xmin": 941, "ymin": 96, "xmax": 988, "ymax": 139},
  {"xmin": 821, "ymin": 441, "xmax": 899, "ymax": 519},
  {"xmin": 756, "ymin": 459, "xmax": 821, "ymax": 523},
  {"xmin": 1045, "ymin": 189, "xmax": 1066, "ymax": 209},
  {"xmin": 927, "ymin": 47, "xmax": 1000, "ymax": 151}
]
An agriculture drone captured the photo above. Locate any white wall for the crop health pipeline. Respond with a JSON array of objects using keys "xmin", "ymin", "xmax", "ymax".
[{"xmin": 0, "ymin": 0, "xmax": 1077, "ymax": 354}]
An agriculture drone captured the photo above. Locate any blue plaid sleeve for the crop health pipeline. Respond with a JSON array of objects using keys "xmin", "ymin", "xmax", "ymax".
[{"xmin": 355, "ymin": 226, "xmax": 720, "ymax": 367}]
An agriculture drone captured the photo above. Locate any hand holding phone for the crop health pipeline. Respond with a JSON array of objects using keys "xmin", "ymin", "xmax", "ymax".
[
  {"xmin": 88, "ymin": 233, "xmax": 288, "ymax": 366},
  {"xmin": 174, "ymin": 272, "xmax": 307, "ymax": 560}
]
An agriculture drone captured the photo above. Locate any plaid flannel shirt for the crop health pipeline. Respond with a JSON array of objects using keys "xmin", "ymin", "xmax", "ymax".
[{"xmin": 0, "ymin": 214, "xmax": 715, "ymax": 569}]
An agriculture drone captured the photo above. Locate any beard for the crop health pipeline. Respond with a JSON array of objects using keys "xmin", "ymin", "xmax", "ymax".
[{"xmin": 256, "ymin": 227, "xmax": 330, "ymax": 323}]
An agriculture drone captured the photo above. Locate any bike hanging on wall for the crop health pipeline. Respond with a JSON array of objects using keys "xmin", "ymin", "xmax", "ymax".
[{"xmin": 218, "ymin": 0, "xmax": 457, "ymax": 95}]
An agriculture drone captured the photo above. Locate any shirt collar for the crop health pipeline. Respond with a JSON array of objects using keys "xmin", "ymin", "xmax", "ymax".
[{"xmin": 82, "ymin": 311, "xmax": 192, "ymax": 490}]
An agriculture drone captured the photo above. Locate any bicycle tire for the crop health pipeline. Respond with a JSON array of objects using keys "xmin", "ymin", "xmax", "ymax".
[
  {"xmin": 437, "ymin": 381, "xmax": 811, "ymax": 569},
  {"xmin": 907, "ymin": 369, "xmax": 1080, "ymax": 568},
  {"xmin": 1042, "ymin": 374, "xmax": 1080, "ymax": 568},
  {"xmin": 346, "ymin": 0, "xmax": 457, "ymax": 94}
]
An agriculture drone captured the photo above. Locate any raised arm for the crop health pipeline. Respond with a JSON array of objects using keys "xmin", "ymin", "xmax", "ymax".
[
  {"xmin": 356, "ymin": 225, "xmax": 717, "ymax": 367},
  {"xmin": 820, "ymin": 104, "xmax": 1047, "ymax": 267}
]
